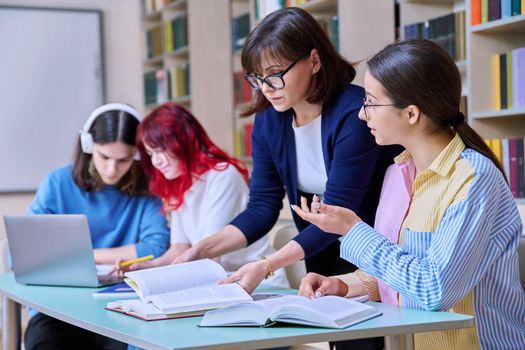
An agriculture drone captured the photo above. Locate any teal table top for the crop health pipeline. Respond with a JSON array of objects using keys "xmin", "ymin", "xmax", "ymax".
[{"xmin": 0, "ymin": 273, "xmax": 474, "ymax": 350}]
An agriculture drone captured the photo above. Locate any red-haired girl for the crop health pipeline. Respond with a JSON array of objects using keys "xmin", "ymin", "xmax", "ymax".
[{"xmin": 127, "ymin": 102, "xmax": 288, "ymax": 287}]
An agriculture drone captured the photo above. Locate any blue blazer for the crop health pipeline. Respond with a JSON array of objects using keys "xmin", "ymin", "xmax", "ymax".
[{"xmin": 230, "ymin": 84, "xmax": 392, "ymax": 258}]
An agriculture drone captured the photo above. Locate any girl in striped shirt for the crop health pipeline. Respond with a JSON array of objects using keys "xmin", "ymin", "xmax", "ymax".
[{"xmin": 293, "ymin": 39, "xmax": 525, "ymax": 350}]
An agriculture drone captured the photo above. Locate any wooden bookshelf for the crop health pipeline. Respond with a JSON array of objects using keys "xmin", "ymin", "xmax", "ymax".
[
  {"xmin": 140, "ymin": 0, "xmax": 190, "ymax": 111},
  {"xmin": 399, "ymin": 0, "xmax": 468, "ymax": 94},
  {"xmin": 229, "ymin": 0, "xmax": 394, "ymax": 162},
  {"xmin": 469, "ymin": 13, "xmax": 525, "ymax": 138},
  {"xmin": 399, "ymin": 0, "xmax": 525, "ymax": 205},
  {"xmin": 140, "ymin": 0, "xmax": 235, "ymax": 154},
  {"xmin": 230, "ymin": 0, "xmax": 251, "ymax": 160}
]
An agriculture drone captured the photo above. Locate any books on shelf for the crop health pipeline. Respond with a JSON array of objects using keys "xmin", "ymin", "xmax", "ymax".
[
  {"xmin": 141, "ymin": 0, "xmax": 171, "ymax": 17},
  {"xmin": 403, "ymin": 11, "xmax": 466, "ymax": 62},
  {"xmin": 489, "ymin": 0, "xmax": 501, "ymax": 22},
  {"xmin": 255, "ymin": 0, "xmax": 285, "ymax": 21},
  {"xmin": 313, "ymin": 14, "xmax": 339, "ymax": 52},
  {"xmin": 144, "ymin": 71, "xmax": 157, "ymax": 106},
  {"xmin": 233, "ymin": 121, "xmax": 253, "ymax": 160},
  {"xmin": 105, "ymin": 259, "xmax": 253, "ymax": 321},
  {"xmin": 491, "ymin": 47, "xmax": 525, "ymax": 111},
  {"xmin": 253, "ymin": 1, "xmax": 338, "ymax": 48},
  {"xmin": 143, "ymin": 63, "xmax": 191, "ymax": 107},
  {"xmin": 512, "ymin": 48, "xmax": 525, "ymax": 109},
  {"xmin": 233, "ymin": 72, "xmax": 252, "ymax": 106},
  {"xmin": 199, "ymin": 294, "xmax": 381, "ymax": 329},
  {"xmin": 232, "ymin": 13, "xmax": 250, "ymax": 52},
  {"xmin": 485, "ymin": 138, "xmax": 525, "ymax": 198},
  {"xmin": 164, "ymin": 15, "xmax": 188, "ymax": 53},
  {"xmin": 471, "ymin": 0, "xmax": 523, "ymax": 25},
  {"xmin": 146, "ymin": 25, "xmax": 163, "ymax": 60}
]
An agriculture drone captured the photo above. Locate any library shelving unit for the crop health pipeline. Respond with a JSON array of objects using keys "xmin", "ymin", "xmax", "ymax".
[
  {"xmin": 399, "ymin": 0, "xmax": 525, "ymax": 206},
  {"xmin": 141, "ymin": 0, "xmax": 191, "ymax": 114},
  {"xmin": 469, "ymin": 7, "xmax": 525, "ymax": 204},
  {"xmin": 227, "ymin": 0, "xmax": 395, "ymax": 220},
  {"xmin": 231, "ymin": 0, "xmax": 253, "ymax": 163},
  {"xmin": 140, "ymin": 0, "xmax": 235, "ymax": 154},
  {"xmin": 468, "ymin": 13, "xmax": 525, "ymax": 139},
  {"xmin": 399, "ymin": 0, "xmax": 468, "ymax": 95},
  {"xmin": 141, "ymin": 0, "xmax": 395, "ymax": 157},
  {"xmin": 230, "ymin": 0, "xmax": 395, "ymax": 161}
]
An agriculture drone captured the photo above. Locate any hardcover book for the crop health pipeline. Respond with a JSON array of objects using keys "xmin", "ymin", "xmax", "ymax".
[
  {"xmin": 105, "ymin": 259, "xmax": 252, "ymax": 321},
  {"xmin": 199, "ymin": 294, "xmax": 381, "ymax": 329}
]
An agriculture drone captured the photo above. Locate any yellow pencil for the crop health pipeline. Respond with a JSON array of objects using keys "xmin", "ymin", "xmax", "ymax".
[{"xmin": 120, "ymin": 255, "xmax": 154, "ymax": 267}]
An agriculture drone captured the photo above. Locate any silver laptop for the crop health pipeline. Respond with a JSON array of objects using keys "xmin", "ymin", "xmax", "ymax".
[{"xmin": 4, "ymin": 214, "xmax": 122, "ymax": 287}]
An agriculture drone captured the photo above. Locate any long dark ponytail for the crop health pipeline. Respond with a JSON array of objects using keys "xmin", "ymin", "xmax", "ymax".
[{"xmin": 367, "ymin": 39, "xmax": 506, "ymax": 180}]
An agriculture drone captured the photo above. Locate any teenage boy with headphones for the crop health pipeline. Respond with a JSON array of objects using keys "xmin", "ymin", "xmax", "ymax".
[{"xmin": 24, "ymin": 103, "xmax": 170, "ymax": 350}]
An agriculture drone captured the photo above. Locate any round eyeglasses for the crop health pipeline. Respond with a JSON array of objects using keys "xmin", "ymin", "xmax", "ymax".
[
  {"xmin": 361, "ymin": 97, "xmax": 397, "ymax": 120},
  {"xmin": 244, "ymin": 59, "xmax": 302, "ymax": 91}
]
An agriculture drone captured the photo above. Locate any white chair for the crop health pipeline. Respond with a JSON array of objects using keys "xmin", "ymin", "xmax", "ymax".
[
  {"xmin": 272, "ymin": 225, "xmax": 307, "ymax": 289},
  {"xmin": 0, "ymin": 238, "xmax": 10, "ymax": 273},
  {"xmin": 518, "ymin": 237, "xmax": 525, "ymax": 289}
]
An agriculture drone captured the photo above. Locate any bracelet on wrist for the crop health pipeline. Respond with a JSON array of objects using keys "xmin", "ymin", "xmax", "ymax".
[{"xmin": 260, "ymin": 256, "xmax": 274, "ymax": 279}]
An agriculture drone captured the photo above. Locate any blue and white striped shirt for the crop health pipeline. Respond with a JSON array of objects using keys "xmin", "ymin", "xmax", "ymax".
[{"xmin": 341, "ymin": 134, "xmax": 525, "ymax": 349}]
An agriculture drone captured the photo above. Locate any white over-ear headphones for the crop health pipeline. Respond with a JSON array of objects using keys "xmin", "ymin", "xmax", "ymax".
[{"xmin": 79, "ymin": 103, "xmax": 142, "ymax": 160}]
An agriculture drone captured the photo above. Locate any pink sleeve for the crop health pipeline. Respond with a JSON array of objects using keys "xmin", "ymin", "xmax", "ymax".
[{"xmin": 373, "ymin": 162, "xmax": 414, "ymax": 305}]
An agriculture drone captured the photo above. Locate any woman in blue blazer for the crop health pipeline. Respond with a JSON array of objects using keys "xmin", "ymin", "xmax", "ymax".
[
  {"xmin": 176, "ymin": 7, "xmax": 395, "ymax": 285},
  {"xmin": 176, "ymin": 8, "xmax": 395, "ymax": 340}
]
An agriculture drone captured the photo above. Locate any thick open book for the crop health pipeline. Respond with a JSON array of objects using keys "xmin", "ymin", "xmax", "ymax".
[
  {"xmin": 105, "ymin": 299, "xmax": 205, "ymax": 321},
  {"xmin": 105, "ymin": 259, "xmax": 252, "ymax": 321},
  {"xmin": 199, "ymin": 295, "xmax": 381, "ymax": 329}
]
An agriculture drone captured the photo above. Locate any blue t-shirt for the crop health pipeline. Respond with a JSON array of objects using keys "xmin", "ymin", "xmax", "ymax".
[{"xmin": 29, "ymin": 165, "xmax": 169, "ymax": 258}]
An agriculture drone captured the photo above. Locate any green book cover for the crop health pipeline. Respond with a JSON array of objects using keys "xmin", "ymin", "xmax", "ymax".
[
  {"xmin": 481, "ymin": 0, "xmax": 489, "ymax": 22},
  {"xmin": 511, "ymin": 0, "xmax": 521, "ymax": 15}
]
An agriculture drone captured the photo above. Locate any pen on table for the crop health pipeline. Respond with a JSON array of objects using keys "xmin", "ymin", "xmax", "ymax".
[{"xmin": 119, "ymin": 255, "xmax": 154, "ymax": 268}]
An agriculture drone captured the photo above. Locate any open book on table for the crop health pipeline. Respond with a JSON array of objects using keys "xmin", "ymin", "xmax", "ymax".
[
  {"xmin": 105, "ymin": 259, "xmax": 252, "ymax": 321},
  {"xmin": 199, "ymin": 295, "xmax": 381, "ymax": 329}
]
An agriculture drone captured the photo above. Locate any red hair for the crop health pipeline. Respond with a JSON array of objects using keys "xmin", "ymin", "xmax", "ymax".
[{"xmin": 136, "ymin": 103, "xmax": 249, "ymax": 211}]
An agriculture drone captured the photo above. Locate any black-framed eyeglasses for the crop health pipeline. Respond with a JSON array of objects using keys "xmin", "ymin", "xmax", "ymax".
[
  {"xmin": 244, "ymin": 59, "xmax": 301, "ymax": 91},
  {"xmin": 362, "ymin": 97, "xmax": 397, "ymax": 120}
]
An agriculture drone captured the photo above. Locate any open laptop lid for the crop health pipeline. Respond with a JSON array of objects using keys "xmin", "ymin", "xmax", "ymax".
[{"xmin": 4, "ymin": 214, "xmax": 119, "ymax": 287}]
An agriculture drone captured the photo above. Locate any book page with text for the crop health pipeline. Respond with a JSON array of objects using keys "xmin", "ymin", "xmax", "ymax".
[
  {"xmin": 271, "ymin": 296, "xmax": 376, "ymax": 328},
  {"xmin": 147, "ymin": 283, "xmax": 252, "ymax": 314},
  {"xmin": 278, "ymin": 295, "xmax": 366, "ymax": 315},
  {"xmin": 124, "ymin": 259, "xmax": 227, "ymax": 300}
]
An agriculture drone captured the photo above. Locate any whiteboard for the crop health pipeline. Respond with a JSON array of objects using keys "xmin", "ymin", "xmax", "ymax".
[{"xmin": 0, "ymin": 6, "xmax": 104, "ymax": 192}]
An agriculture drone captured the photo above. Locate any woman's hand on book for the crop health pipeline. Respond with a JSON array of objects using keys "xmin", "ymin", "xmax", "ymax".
[
  {"xmin": 291, "ymin": 201, "xmax": 361, "ymax": 236},
  {"xmin": 298, "ymin": 272, "xmax": 348, "ymax": 299},
  {"xmin": 171, "ymin": 245, "xmax": 200, "ymax": 265},
  {"xmin": 219, "ymin": 260, "xmax": 268, "ymax": 294}
]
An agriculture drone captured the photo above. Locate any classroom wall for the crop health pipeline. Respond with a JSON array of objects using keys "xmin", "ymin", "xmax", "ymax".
[{"xmin": 0, "ymin": 0, "xmax": 143, "ymax": 240}]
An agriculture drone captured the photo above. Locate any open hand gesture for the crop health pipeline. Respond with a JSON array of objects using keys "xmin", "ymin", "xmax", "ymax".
[{"xmin": 291, "ymin": 201, "xmax": 361, "ymax": 236}]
